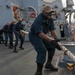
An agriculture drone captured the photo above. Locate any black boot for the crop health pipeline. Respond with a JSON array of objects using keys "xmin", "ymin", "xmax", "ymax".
[
  {"xmin": 0, "ymin": 41, "xmax": 1, "ymax": 44},
  {"xmin": 35, "ymin": 63, "xmax": 43, "ymax": 75},
  {"xmin": 2, "ymin": 40, "xmax": 4, "ymax": 44},
  {"xmin": 11, "ymin": 42, "xmax": 14, "ymax": 47},
  {"xmin": 5, "ymin": 41, "xmax": 7, "ymax": 46},
  {"xmin": 45, "ymin": 62, "xmax": 58, "ymax": 71},
  {"xmin": 9, "ymin": 42, "xmax": 13, "ymax": 49},
  {"xmin": 13, "ymin": 47, "xmax": 18, "ymax": 53},
  {"xmin": 19, "ymin": 45, "xmax": 24, "ymax": 50}
]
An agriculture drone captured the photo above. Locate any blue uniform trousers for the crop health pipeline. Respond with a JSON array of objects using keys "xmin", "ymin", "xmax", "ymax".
[
  {"xmin": 4, "ymin": 33, "xmax": 8, "ymax": 42},
  {"xmin": 29, "ymin": 33, "xmax": 55, "ymax": 64},
  {"xmin": 14, "ymin": 32, "xmax": 24, "ymax": 47},
  {"xmin": 0, "ymin": 35, "xmax": 4, "ymax": 43},
  {"xmin": 9, "ymin": 33, "xmax": 13, "ymax": 47},
  {"xmin": 9, "ymin": 33, "xmax": 13, "ymax": 42}
]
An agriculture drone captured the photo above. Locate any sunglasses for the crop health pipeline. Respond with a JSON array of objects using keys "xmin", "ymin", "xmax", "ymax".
[{"xmin": 45, "ymin": 11, "xmax": 54, "ymax": 15}]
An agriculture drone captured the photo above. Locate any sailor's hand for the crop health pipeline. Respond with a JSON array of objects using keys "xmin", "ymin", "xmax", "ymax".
[
  {"xmin": 51, "ymin": 39, "xmax": 61, "ymax": 50},
  {"xmin": 55, "ymin": 38, "xmax": 60, "ymax": 42}
]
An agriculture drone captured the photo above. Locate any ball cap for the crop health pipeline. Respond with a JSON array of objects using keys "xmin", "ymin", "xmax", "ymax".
[
  {"xmin": 42, "ymin": 5, "xmax": 54, "ymax": 13},
  {"xmin": 12, "ymin": 20, "xmax": 16, "ymax": 23},
  {"xmin": 18, "ymin": 18, "xmax": 24, "ymax": 22}
]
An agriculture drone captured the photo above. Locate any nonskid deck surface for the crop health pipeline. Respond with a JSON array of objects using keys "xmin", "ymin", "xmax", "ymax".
[{"xmin": 0, "ymin": 42, "xmax": 73, "ymax": 75}]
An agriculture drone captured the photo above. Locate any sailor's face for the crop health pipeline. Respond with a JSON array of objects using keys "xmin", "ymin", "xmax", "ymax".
[
  {"xmin": 12, "ymin": 22, "xmax": 15, "ymax": 24},
  {"xmin": 19, "ymin": 21, "xmax": 22, "ymax": 23},
  {"xmin": 7, "ymin": 23, "xmax": 9, "ymax": 26},
  {"xmin": 44, "ymin": 12, "xmax": 52, "ymax": 19}
]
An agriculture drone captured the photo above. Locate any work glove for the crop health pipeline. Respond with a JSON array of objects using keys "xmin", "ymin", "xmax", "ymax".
[{"xmin": 51, "ymin": 39, "xmax": 62, "ymax": 50}]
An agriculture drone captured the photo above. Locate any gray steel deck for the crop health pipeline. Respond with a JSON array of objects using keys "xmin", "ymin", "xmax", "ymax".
[{"xmin": 0, "ymin": 42, "xmax": 74, "ymax": 75}]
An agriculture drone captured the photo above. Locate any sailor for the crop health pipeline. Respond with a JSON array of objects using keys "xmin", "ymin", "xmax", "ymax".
[
  {"xmin": 0, "ymin": 29, "xmax": 4, "ymax": 44},
  {"xmin": 2, "ymin": 22, "xmax": 9, "ymax": 46},
  {"xmin": 13, "ymin": 18, "xmax": 25, "ymax": 53},
  {"xmin": 8, "ymin": 20, "xmax": 15, "ymax": 49},
  {"xmin": 29, "ymin": 5, "xmax": 61, "ymax": 75}
]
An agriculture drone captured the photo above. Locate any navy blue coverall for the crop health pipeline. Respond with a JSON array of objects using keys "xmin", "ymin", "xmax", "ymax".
[
  {"xmin": 13, "ymin": 22, "xmax": 24, "ymax": 50},
  {"xmin": 0, "ymin": 30, "xmax": 4, "ymax": 43},
  {"xmin": 2, "ymin": 25, "xmax": 9, "ymax": 45},
  {"xmin": 8, "ymin": 23, "xmax": 14, "ymax": 47},
  {"xmin": 29, "ymin": 13, "xmax": 55, "ymax": 64}
]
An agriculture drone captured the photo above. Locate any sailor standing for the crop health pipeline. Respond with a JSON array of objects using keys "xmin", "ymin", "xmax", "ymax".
[{"xmin": 13, "ymin": 19, "xmax": 25, "ymax": 53}]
